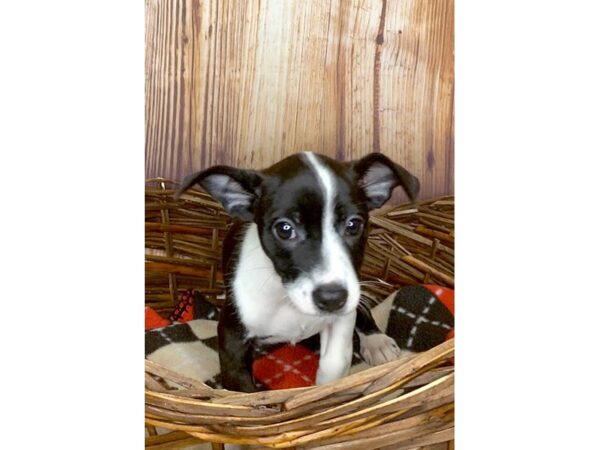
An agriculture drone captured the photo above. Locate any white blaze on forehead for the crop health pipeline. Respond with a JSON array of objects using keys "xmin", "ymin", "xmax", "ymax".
[{"xmin": 302, "ymin": 152, "xmax": 360, "ymax": 310}]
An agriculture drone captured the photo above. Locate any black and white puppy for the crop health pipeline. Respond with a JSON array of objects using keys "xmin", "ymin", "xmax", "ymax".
[{"xmin": 175, "ymin": 152, "xmax": 420, "ymax": 392}]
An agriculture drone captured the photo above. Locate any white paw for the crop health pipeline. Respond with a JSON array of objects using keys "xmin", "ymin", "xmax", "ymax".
[{"xmin": 359, "ymin": 332, "xmax": 412, "ymax": 366}]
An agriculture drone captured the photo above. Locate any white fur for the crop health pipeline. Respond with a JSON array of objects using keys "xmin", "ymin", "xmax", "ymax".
[
  {"xmin": 357, "ymin": 331, "xmax": 412, "ymax": 366},
  {"xmin": 358, "ymin": 295, "xmax": 414, "ymax": 366},
  {"xmin": 233, "ymin": 224, "xmax": 336, "ymax": 344},
  {"xmin": 316, "ymin": 310, "xmax": 356, "ymax": 384}
]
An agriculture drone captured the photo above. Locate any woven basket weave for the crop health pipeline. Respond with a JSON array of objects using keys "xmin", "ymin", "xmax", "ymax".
[{"xmin": 145, "ymin": 178, "xmax": 455, "ymax": 449}]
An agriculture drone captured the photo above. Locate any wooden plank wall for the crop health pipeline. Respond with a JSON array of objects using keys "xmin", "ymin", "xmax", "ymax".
[{"xmin": 145, "ymin": 0, "xmax": 454, "ymax": 202}]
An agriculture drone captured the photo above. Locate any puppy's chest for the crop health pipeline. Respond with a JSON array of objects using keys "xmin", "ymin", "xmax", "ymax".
[{"xmin": 240, "ymin": 300, "xmax": 331, "ymax": 345}]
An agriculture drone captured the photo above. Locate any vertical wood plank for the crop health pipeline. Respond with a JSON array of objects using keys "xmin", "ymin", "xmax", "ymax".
[
  {"xmin": 380, "ymin": 0, "xmax": 454, "ymax": 201},
  {"xmin": 145, "ymin": 0, "xmax": 454, "ymax": 202}
]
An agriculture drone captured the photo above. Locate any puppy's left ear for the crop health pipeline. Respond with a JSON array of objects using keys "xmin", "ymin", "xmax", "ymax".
[{"xmin": 351, "ymin": 153, "xmax": 420, "ymax": 210}]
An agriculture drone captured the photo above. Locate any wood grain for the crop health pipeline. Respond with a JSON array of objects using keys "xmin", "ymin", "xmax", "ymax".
[{"xmin": 145, "ymin": 0, "xmax": 454, "ymax": 202}]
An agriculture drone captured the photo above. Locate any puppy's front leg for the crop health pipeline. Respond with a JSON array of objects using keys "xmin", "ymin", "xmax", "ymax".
[
  {"xmin": 356, "ymin": 304, "xmax": 410, "ymax": 366},
  {"xmin": 217, "ymin": 301, "xmax": 258, "ymax": 392},
  {"xmin": 316, "ymin": 310, "xmax": 356, "ymax": 385}
]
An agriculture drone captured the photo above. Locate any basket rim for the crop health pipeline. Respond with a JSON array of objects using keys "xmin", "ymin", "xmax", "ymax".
[{"xmin": 145, "ymin": 339, "xmax": 454, "ymax": 447}]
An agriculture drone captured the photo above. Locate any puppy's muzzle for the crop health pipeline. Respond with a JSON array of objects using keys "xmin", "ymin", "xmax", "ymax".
[{"xmin": 312, "ymin": 283, "xmax": 348, "ymax": 312}]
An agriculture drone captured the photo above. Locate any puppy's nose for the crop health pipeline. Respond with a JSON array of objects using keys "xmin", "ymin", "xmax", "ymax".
[{"xmin": 313, "ymin": 283, "xmax": 348, "ymax": 312}]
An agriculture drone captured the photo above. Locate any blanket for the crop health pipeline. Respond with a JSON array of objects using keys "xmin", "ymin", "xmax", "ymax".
[{"xmin": 145, "ymin": 285, "xmax": 454, "ymax": 390}]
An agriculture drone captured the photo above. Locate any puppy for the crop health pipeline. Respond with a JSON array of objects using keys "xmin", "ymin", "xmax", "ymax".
[{"xmin": 176, "ymin": 152, "xmax": 419, "ymax": 392}]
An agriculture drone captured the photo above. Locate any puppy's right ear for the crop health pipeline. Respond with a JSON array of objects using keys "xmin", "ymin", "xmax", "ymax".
[{"xmin": 174, "ymin": 166, "xmax": 263, "ymax": 221}]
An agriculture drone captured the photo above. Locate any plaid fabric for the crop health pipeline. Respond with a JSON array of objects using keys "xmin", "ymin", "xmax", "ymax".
[
  {"xmin": 145, "ymin": 286, "xmax": 454, "ymax": 390},
  {"xmin": 385, "ymin": 285, "xmax": 454, "ymax": 352},
  {"xmin": 253, "ymin": 344, "xmax": 319, "ymax": 390}
]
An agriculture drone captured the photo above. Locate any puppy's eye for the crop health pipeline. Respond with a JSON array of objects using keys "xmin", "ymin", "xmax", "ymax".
[
  {"xmin": 345, "ymin": 216, "xmax": 364, "ymax": 236},
  {"xmin": 274, "ymin": 221, "xmax": 296, "ymax": 240}
]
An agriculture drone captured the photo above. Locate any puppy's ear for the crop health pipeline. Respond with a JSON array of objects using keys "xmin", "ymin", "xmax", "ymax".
[
  {"xmin": 174, "ymin": 166, "xmax": 262, "ymax": 221},
  {"xmin": 351, "ymin": 153, "xmax": 420, "ymax": 210}
]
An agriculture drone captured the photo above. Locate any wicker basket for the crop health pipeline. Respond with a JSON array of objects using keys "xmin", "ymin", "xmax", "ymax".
[{"xmin": 145, "ymin": 179, "xmax": 455, "ymax": 449}]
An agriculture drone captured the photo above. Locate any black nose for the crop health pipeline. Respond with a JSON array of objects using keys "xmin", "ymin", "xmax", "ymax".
[{"xmin": 313, "ymin": 283, "xmax": 348, "ymax": 312}]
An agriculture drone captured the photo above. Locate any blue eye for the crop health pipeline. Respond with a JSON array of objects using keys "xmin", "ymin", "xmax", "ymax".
[
  {"xmin": 345, "ymin": 216, "xmax": 364, "ymax": 236},
  {"xmin": 274, "ymin": 221, "xmax": 296, "ymax": 240}
]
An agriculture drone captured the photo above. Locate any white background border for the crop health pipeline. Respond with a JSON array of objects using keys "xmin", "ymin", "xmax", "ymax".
[{"xmin": 1, "ymin": 1, "xmax": 599, "ymax": 448}]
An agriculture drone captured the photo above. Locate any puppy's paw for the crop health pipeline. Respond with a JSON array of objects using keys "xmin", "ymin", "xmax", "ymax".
[{"xmin": 359, "ymin": 332, "xmax": 413, "ymax": 366}]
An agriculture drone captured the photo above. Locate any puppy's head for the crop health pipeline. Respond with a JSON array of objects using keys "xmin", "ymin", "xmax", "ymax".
[{"xmin": 176, "ymin": 152, "xmax": 419, "ymax": 316}]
